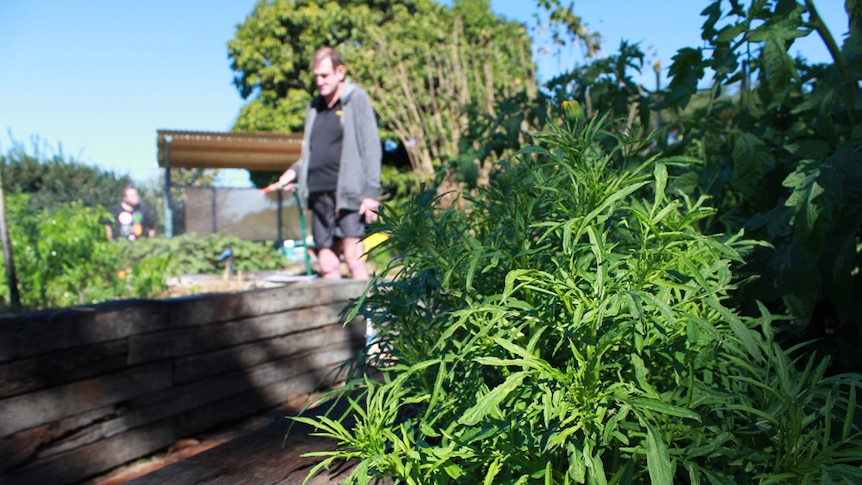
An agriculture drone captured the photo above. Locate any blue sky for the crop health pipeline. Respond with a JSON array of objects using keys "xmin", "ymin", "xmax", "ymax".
[{"xmin": 1, "ymin": 1, "xmax": 848, "ymax": 186}]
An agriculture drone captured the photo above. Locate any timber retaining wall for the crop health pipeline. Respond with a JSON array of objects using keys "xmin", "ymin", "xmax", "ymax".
[{"xmin": 0, "ymin": 279, "xmax": 368, "ymax": 484}]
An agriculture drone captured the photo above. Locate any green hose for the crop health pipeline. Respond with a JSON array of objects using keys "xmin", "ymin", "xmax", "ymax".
[{"xmin": 293, "ymin": 189, "xmax": 313, "ymax": 276}]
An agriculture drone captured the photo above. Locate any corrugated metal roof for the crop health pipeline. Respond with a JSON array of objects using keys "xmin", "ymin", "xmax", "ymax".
[{"xmin": 156, "ymin": 130, "xmax": 303, "ymax": 171}]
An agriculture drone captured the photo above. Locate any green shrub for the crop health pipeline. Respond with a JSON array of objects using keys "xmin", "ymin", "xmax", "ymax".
[
  {"xmin": 0, "ymin": 194, "xmax": 169, "ymax": 311},
  {"xmin": 0, "ymin": 196, "xmax": 297, "ymax": 312},
  {"xmin": 0, "ymin": 140, "xmax": 142, "ymax": 213},
  {"xmin": 119, "ymin": 233, "xmax": 288, "ymax": 276},
  {"xmin": 296, "ymin": 117, "xmax": 862, "ymax": 483}
]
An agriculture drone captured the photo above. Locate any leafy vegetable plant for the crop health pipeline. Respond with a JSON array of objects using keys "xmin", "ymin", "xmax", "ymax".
[
  {"xmin": 296, "ymin": 116, "xmax": 862, "ymax": 483},
  {"xmin": 0, "ymin": 194, "xmax": 169, "ymax": 310}
]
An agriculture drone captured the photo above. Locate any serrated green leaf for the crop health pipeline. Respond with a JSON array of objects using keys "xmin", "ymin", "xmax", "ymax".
[
  {"xmin": 731, "ymin": 132, "xmax": 774, "ymax": 194},
  {"xmin": 645, "ymin": 423, "xmax": 672, "ymax": 485},
  {"xmin": 460, "ymin": 372, "xmax": 527, "ymax": 426},
  {"xmin": 630, "ymin": 397, "xmax": 701, "ymax": 421}
]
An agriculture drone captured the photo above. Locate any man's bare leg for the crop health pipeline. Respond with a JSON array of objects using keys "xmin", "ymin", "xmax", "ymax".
[
  {"xmin": 317, "ymin": 246, "xmax": 343, "ymax": 279},
  {"xmin": 342, "ymin": 237, "xmax": 369, "ymax": 280}
]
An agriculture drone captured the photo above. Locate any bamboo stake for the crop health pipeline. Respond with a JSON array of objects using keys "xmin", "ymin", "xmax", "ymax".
[{"xmin": 0, "ymin": 165, "xmax": 21, "ymax": 311}]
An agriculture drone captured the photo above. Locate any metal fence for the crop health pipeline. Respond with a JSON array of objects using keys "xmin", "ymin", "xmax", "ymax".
[{"xmin": 180, "ymin": 187, "xmax": 307, "ymax": 244}]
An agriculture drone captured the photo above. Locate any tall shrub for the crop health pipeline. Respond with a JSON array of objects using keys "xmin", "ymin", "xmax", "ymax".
[
  {"xmin": 297, "ymin": 117, "xmax": 862, "ymax": 483},
  {"xmin": 1, "ymin": 140, "xmax": 138, "ymax": 212},
  {"xmin": 657, "ymin": 1, "xmax": 862, "ymax": 368},
  {"xmin": 0, "ymin": 194, "xmax": 169, "ymax": 311}
]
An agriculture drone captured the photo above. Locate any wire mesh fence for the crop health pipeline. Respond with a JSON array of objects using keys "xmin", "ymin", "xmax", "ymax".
[{"xmin": 179, "ymin": 187, "xmax": 308, "ymax": 248}]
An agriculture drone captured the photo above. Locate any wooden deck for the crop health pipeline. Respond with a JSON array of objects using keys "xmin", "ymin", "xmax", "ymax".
[{"xmin": 121, "ymin": 398, "xmax": 369, "ymax": 485}]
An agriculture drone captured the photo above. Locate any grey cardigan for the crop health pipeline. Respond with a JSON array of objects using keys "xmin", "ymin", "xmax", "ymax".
[{"xmin": 294, "ymin": 81, "xmax": 382, "ymax": 211}]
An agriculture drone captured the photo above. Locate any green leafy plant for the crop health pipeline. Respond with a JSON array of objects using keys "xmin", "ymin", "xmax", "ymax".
[
  {"xmin": 655, "ymin": 1, "xmax": 862, "ymax": 369},
  {"xmin": 295, "ymin": 117, "xmax": 862, "ymax": 483},
  {"xmin": 0, "ymin": 194, "xmax": 169, "ymax": 311},
  {"xmin": 120, "ymin": 233, "xmax": 290, "ymax": 276}
]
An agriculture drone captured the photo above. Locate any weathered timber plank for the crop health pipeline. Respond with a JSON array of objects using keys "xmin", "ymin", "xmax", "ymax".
[
  {"xmin": 0, "ymin": 354, "xmax": 347, "ymax": 476},
  {"xmin": 0, "ymin": 279, "xmax": 367, "ymax": 364},
  {"xmin": 0, "ymin": 405, "xmax": 117, "ymax": 474},
  {"xmin": 129, "ymin": 346, "xmax": 357, "ymax": 427},
  {"xmin": 0, "ymin": 279, "xmax": 370, "ymax": 485},
  {"xmin": 124, "ymin": 457, "xmax": 224, "ymax": 485},
  {"xmin": 0, "ymin": 340, "xmax": 129, "ymax": 399},
  {"xmin": 0, "ymin": 362, "xmax": 171, "ymax": 436},
  {"xmin": 171, "ymin": 370, "xmax": 334, "ymax": 438},
  {"xmin": 0, "ymin": 302, "xmax": 165, "ymax": 362},
  {"xmin": 165, "ymin": 279, "xmax": 368, "ymax": 327},
  {"xmin": 172, "ymin": 323, "xmax": 357, "ymax": 384},
  {"xmin": 128, "ymin": 302, "xmax": 348, "ymax": 364},
  {"xmin": 1, "ymin": 422, "xmax": 175, "ymax": 485},
  {"xmin": 125, "ymin": 397, "xmax": 356, "ymax": 485}
]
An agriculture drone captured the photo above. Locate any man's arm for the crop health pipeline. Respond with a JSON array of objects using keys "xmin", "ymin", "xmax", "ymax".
[
  {"xmin": 141, "ymin": 204, "xmax": 157, "ymax": 238},
  {"xmin": 354, "ymin": 91, "xmax": 383, "ymax": 201},
  {"xmin": 278, "ymin": 102, "xmax": 313, "ymax": 192}
]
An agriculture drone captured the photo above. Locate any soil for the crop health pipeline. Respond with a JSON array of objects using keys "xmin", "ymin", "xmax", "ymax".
[{"xmin": 159, "ymin": 267, "xmax": 320, "ymax": 299}]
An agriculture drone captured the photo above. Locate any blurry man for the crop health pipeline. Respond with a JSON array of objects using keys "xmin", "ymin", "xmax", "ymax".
[
  {"xmin": 276, "ymin": 46, "xmax": 381, "ymax": 279},
  {"xmin": 105, "ymin": 186, "xmax": 156, "ymax": 241}
]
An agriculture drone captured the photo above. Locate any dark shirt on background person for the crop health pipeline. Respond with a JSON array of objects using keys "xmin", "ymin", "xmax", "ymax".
[{"xmin": 105, "ymin": 186, "xmax": 156, "ymax": 241}]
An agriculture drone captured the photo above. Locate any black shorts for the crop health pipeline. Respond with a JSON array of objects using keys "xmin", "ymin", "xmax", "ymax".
[{"xmin": 309, "ymin": 191, "xmax": 365, "ymax": 249}]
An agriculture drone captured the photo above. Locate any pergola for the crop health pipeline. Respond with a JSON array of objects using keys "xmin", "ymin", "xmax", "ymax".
[{"xmin": 155, "ymin": 130, "xmax": 304, "ymax": 237}]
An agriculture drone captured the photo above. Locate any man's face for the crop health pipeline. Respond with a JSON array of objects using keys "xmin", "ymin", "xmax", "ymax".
[
  {"xmin": 123, "ymin": 188, "xmax": 140, "ymax": 207},
  {"xmin": 313, "ymin": 57, "xmax": 345, "ymax": 99}
]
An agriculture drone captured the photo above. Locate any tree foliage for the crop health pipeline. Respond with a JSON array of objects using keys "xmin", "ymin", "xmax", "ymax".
[
  {"xmin": 227, "ymin": 0, "xmax": 594, "ymax": 191},
  {"xmin": 0, "ymin": 138, "xmax": 137, "ymax": 213},
  {"xmin": 347, "ymin": 0, "xmax": 537, "ymax": 177},
  {"xmin": 228, "ymin": 0, "xmax": 428, "ymax": 132}
]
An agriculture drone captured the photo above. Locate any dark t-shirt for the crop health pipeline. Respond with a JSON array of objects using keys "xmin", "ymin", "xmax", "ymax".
[
  {"xmin": 307, "ymin": 98, "xmax": 343, "ymax": 193},
  {"xmin": 109, "ymin": 202, "xmax": 155, "ymax": 241}
]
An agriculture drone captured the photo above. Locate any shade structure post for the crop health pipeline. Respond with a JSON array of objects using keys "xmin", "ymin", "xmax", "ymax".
[{"xmin": 163, "ymin": 135, "xmax": 173, "ymax": 238}]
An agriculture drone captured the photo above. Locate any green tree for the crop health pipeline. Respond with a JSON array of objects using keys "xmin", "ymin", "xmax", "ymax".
[
  {"xmin": 226, "ymin": 0, "xmax": 596, "ymax": 193},
  {"xmin": 349, "ymin": 0, "xmax": 537, "ymax": 178},
  {"xmin": 0, "ymin": 138, "xmax": 137, "ymax": 213},
  {"xmin": 228, "ymin": 0, "xmax": 425, "ymax": 134}
]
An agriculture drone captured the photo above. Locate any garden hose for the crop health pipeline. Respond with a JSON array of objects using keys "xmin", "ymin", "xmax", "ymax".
[
  {"xmin": 263, "ymin": 181, "xmax": 313, "ymax": 277},
  {"xmin": 293, "ymin": 188, "xmax": 313, "ymax": 276}
]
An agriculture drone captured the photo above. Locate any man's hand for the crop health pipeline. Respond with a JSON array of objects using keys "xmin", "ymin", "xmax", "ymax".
[
  {"xmin": 278, "ymin": 169, "xmax": 297, "ymax": 192},
  {"xmin": 359, "ymin": 198, "xmax": 380, "ymax": 224}
]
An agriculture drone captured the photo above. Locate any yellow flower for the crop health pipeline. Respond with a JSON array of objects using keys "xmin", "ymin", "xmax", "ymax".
[
  {"xmin": 562, "ymin": 100, "xmax": 584, "ymax": 123},
  {"xmin": 363, "ymin": 232, "xmax": 388, "ymax": 251},
  {"xmin": 118, "ymin": 271, "xmax": 127, "ymax": 280}
]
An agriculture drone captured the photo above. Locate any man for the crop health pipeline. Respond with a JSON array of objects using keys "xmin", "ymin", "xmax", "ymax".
[
  {"xmin": 277, "ymin": 46, "xmax": 382, "ymax": 280},
  {"xmin": 105, "ymin": 186, "xmax": 156, "ymax": 241}
]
